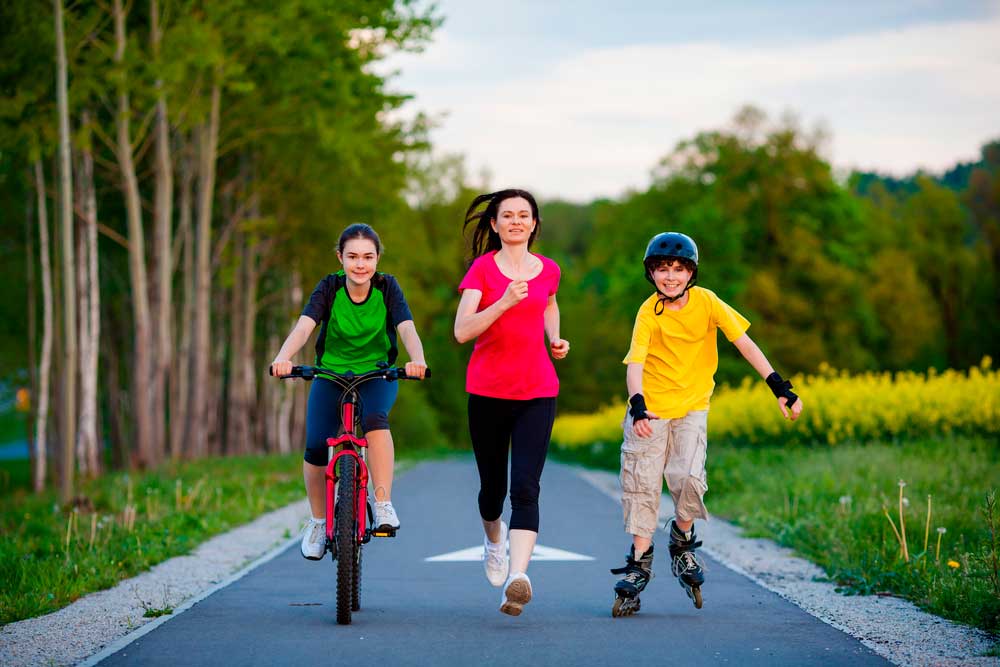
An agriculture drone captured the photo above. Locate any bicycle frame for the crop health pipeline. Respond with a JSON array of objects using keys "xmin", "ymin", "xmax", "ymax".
[
  {"xmin": 325, "ymin": 395, "xmax": 370, "ymax": 545},
  {"xmin": 272, "ymin": 362, "xmax": 428, "ymax": 624}
]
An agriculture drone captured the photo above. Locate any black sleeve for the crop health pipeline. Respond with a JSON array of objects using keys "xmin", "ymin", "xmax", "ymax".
[
  {"xmin": 383, "ymin": 274, "xmax": 413, "ymax": 326},
  {"xmin": 301, "ymin": 275, "xmax": 335, "ymax": 324}
]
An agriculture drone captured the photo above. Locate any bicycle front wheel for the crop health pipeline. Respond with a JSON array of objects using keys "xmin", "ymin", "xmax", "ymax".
[{"xmin": 335, "ymin": 456, "xmax": 356, "ymax": 625}]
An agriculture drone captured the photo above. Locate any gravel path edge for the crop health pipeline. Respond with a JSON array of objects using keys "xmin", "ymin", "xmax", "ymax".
[{"xmin": 577, "ymin": 467, "xmax": 998, "ymax": 667}]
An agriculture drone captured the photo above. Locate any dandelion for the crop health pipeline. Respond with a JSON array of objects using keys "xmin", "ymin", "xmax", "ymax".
[
  {"xmin": 921, "ymin": 495, "xmax": 932, "ymax": 556},
  {"xmin": 935, "ymin": 527, "xmax": 946, "ymax": 563},
  {"xmin": 882, "ymin": 505, "xmax": 905, "ymax": 558},
  {"xmin": 947, "ymin": 560, "xmax": 960, "ymax": 569},
  {"xmin": 898, "ymin": 481, "xmax": 910, "ymax": 561}
]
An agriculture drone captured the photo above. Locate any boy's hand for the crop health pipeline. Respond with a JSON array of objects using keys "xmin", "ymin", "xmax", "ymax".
[
  {"xmin": 628, "ymin": 393, "xmax": 658, "ymax": 437},
  {"xmin": 779, "ymin": 396, "xmax": 803, "ymax": 421},
  {"xmin": 549, "ymin": 338, "xmax": 570, "ymax": 359},
  {"xmin": 766, "ymin": 372, "xmax": 801, "ymax": 421},
  {"xmin": 632, "ymin": 413, "xmax": 659, "ymax": 438}
]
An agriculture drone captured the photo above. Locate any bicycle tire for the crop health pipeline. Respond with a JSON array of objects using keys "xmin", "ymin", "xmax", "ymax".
[
  {"xmin": 352, "ymin": 542, "xmax": 362, "ymax": 611},
  {"xmin": 335, "ymin": 456, "xmax": 356, "ymax": 625}
]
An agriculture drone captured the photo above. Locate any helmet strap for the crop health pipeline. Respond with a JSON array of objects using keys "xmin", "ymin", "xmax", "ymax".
[{"xmin": 652, "ymin": 275, "xmax": 697, "ymax": 315}]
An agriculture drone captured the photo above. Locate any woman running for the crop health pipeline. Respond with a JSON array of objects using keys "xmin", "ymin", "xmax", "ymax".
[{"xmin": 454, "ymin": 189, "xmax": 569, "ymax": 616}]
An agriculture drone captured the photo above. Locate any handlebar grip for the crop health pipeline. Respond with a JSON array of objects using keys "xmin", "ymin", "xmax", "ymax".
[
  {"xmin": 271, "ymin": 365, "xmax": 310, "ymax": 379},
  {"xmin": 397, "ymin": 367, "xmax": 431, "ymax": 380}
]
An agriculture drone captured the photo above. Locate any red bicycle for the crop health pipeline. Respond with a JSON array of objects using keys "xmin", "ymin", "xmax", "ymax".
[{"xmin": 272, "ymin": 363, "xmax": 429, "ymax": 624}]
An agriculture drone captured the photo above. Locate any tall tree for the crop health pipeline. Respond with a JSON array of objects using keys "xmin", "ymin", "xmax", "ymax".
[
  {"xmin": 75, "ymin": 110, "xmax": 100, "ymax": 476},
  {"xmin": 33, "ymin": 161, "xmax": 54, "ymax": 492},
  {"xmin": 185, "ymin": 79, "xmax": 220, "ymax": 458},
  {"xmin": 150, "ymin": 0, "xmax": 173, "ymax": 458},
  {"xmin": 112, "ymin": 0, "xmax": 155, "ymax": 467},
  {"xmin": 54, "ymin": 0, "xmax": 77, "ymax": 500}
]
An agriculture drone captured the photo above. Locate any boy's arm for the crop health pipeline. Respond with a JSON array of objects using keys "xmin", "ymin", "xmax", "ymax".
[
  {"xmin": 626, "ymin": 363, "xmax": 658, "ymax": 437},
  {"xmin": 731, "ymin": 334, "xmax": 803, "ymax": 420},
  {"xmin": 396, "ymin": 320, "xmax": 427, "ymax": 379}
]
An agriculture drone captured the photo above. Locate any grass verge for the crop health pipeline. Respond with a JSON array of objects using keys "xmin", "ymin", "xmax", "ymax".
[
  {"xmin": 552, "ymin": 436, "xmax": 1000, "ymax": 634},
  {"xmin": 0, "ymin": 448, "xmax": 454, "ymax": 626}
]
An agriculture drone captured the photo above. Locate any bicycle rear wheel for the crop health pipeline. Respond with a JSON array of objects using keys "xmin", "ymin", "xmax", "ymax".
[{"xmin": 335, "ymin": 456, "xmax": 356, "ymax": 625}]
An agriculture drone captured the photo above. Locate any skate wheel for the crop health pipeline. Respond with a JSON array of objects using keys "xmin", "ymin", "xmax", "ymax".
[
  {"xmin": 692, "ymin": 587, "xmax": 702, "ymax": 609},
  {"xmin": 612, "ymin": 597, "xmax": 624, "ymax": 617},
  {"xmin": 612, "ymin": 596, "xmax": 640, "ymax": 617}
]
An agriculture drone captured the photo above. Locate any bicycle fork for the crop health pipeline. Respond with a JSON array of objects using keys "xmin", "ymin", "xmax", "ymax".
[{"xmin": 325, "ymin": 449, "xmax": 370, "ymax": 551}]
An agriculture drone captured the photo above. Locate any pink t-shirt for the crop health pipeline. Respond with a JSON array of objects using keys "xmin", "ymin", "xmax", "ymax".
[{"xmin": 458, "ymin": 251, "xmax": 561, "ymax": 400}]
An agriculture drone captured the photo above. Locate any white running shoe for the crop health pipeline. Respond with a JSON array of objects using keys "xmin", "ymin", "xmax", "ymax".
[
  {"xmin": 373, "ymin": 501, "xmax": 400, "ymax": 529},
  {"xmin": 500, "ymin": 572, "xmax": 532, "ymax": 616},
  {"xmin": 300, "ymin": 519, "xmax": 326, "ymax": 560},
  {"xmin": 483, "ymin": 520, "xmax": 509, "ymax": 587}
]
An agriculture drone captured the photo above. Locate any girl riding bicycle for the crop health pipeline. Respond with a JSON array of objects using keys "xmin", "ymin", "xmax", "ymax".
[
  {"xmin": 454, "ymin": 189, "xmax": 569, "ymax": 616},
  {"xmin": 271, "ymin": 223, "xmax": 428, "ymax": 560}
]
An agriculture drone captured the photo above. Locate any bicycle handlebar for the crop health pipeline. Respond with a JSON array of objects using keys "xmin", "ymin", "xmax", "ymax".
[{"xmin": 269, "ymin": 364, "xmax": 431, "ymax": 382}]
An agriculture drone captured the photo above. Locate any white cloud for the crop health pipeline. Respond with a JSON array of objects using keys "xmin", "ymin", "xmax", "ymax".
[{"xmin": 386, "ymin": 16, "xmax": 1000, "ymax": 201}]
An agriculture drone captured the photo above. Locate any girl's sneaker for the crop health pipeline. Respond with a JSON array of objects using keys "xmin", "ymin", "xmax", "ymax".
[
  {"xmin": 483, "ymin": 520, "xmax": 509, "ymax": 587},
  {"xmin": 500, "ymin": 572, "xmax": 532, "ymax": 616},
  {"xmin": 373, "ymin": 501, "xmax": 400, "ymax": 529},
  {"xmin": 300, "ymin": 518, "xmax": 326, "ymax": 560}
]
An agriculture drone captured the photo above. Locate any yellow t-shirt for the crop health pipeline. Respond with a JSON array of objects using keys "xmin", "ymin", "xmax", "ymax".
[{"xmin": 622, "ymin": 287, "xmax": 750, "ymax": 418}]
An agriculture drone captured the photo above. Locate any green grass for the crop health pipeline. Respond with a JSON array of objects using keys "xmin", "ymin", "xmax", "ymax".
[
  {"xmin": 552, "ymin": 436, "xmax": 1000, "ymax": 634},
  {"xmin": 0, "ymin": 448, "xmax": 456, "ymax": 626}
]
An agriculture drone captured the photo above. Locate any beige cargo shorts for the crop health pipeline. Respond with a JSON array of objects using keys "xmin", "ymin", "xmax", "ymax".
[{"xmin": 619, "ymin": 409, "xmax": 709, "ymax": 537}]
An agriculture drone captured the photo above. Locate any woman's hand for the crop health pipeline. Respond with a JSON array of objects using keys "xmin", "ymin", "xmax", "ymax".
[
  {"xmin": 549, "ymin": 338, "xmax": 570, "ymax": 359},
  {"xmin": 404, "ymin": 361, "xmax": 427, "ymax": 380},
  {"xmin": 270, "ymin": 359, "xmax": 293, "ymax": 377},
  {"xmin": 500, "ymin": 279, "xmax": 529, "ymax": 309}
]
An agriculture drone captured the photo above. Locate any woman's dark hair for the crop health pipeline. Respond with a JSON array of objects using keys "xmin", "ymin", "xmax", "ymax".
[
  {"xmin": 338, "ymin": 223, "xmax": 382, "ymax": 256},
  {"xmin": 463, "ymin": 189, "xmax": 541, "ymax": 259}
]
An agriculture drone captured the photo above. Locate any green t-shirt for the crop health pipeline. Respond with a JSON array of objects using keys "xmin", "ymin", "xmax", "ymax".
[{"xmin": 301, "ymin": 272, "xmax": 413, "ymax": 373}]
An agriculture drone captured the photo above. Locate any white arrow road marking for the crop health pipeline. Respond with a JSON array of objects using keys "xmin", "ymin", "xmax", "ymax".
[{"xmin": 425, "ymin": 544, "xmax": 594, "ymax": 562}]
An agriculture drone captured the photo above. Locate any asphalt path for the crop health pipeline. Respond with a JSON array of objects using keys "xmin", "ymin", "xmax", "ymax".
[{"xmin": 96, "ymin": 458, "xmax": 888, "ymax": 666}]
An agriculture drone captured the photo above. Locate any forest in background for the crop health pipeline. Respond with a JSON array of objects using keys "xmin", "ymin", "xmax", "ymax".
[{"xmin": 1, "ymin": 2, "xmax": 997, "ymax": 501}]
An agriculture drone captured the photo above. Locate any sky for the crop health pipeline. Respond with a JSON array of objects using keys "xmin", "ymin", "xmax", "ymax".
[{"xmin": 382, "ymin": 0, "xmax": 1000, "ymax": 202}]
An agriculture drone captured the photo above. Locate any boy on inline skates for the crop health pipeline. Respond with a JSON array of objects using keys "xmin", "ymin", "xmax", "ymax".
[{"xmin": 611, "ymin": 232, "xmax": 803, "ymax": 616}]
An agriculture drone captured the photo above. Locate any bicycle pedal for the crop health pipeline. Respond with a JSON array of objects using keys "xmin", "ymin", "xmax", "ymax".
[{"xmin": 369, "ymin": 526, "xmax": 397, "ymax": 538}]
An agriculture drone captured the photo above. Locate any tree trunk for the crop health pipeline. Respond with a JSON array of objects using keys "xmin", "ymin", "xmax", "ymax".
[
  {"xmin": 26, "ymin": 170, "xmax": 38, "ymax": 473},
  {"xmin": 240, "ymin": 229, "xmax": 261, "ymax": 453},
  {"xmin": 74, "ymin": 154, "xmax": 90, "ymax": 477},
  {"xmin": 54, "ymin": 0, "xmax": 77, "ymax": 501},
  {"xmin": 113, "ymin": 0, "xmax": 155, "ymax": 468},
  {"xmin": 186, "ymin": 81, "xmax": 220, "ymax": 458},
  {"xmin": 33, "ymin": 161, "xmax": 54, "ymax": 492},
  {"xmin": 150, "ymin": 0, "xmax": 173, "ymax": 460},
  {"xmin": 76, "ymin": 111, "xmax": 101, "ymax": 476},
  {"xmin": 171, "ymin": 137, "xmax": 195, "ymax": 459}
]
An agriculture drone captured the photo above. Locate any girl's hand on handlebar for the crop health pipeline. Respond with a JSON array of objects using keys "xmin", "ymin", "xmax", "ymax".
[
  {"xmin": 270, "ymin": 359, "xmax": 293, "ymax": 377},
  {"xmin": 549, "ymin": 338, "xmax": 570, "ymax": 359},
  {"xmin": 404, "ymin": 361, "xmax": 427, "ymax": 380}
]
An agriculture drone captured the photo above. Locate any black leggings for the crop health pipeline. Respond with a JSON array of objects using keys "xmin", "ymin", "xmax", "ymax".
[{"xmin": 468, "ymin": 394, "xmax": 557, "ymax": 532}]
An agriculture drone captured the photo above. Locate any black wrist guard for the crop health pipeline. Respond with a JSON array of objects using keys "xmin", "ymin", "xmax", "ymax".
[
  {"xmin": 765, "ymin": 372, "xmax": 798, "ymax": 409},
  {"xmin": 628, "ymin": 393, "xmax": 648, "ymax": 421}
]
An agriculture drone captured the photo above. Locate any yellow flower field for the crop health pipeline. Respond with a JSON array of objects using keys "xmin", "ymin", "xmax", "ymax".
[{"xmin": 552, "ymin": 358, "xmax": 999, "ymax": 448}]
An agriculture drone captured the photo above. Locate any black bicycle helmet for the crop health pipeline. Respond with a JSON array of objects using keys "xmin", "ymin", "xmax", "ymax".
[{"xmin": 643, "ymin": 232, "xmax": 699, "ymax": 308}]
